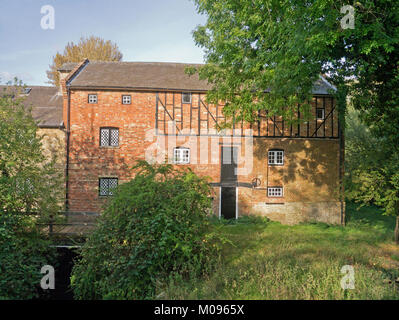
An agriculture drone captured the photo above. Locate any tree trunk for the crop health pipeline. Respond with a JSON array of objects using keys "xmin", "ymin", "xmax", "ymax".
[{"xmin": 395, "ymin": 215, "xmax": 399, "ymax": 245}]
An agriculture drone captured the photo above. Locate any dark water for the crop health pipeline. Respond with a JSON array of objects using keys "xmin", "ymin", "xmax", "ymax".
[{"xmin": 39, "ymin": 247, "xmax": 78, "ymax": 300}]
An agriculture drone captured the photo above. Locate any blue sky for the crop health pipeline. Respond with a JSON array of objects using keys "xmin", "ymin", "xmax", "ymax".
[{"xmin": 0, "ymin": 0, "xmax": 207, "ymax": 85}]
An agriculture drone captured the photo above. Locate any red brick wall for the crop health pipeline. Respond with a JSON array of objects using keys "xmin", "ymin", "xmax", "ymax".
[
  {"xmin": 66, "ymin": 89, "xmax": 342, "ymax": 224},
  {"xmin": 67, "ymin": 90, "xmax": 157, "ymax": 212}
]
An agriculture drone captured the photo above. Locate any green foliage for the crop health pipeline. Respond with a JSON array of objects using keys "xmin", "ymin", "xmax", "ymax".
[
  {"xmin": 345, "ymin": 106, "xmax": 399, "ymax": 216},
  {"xmin": 0, "ymin": 213, "xmax": 57, "ymax": 300},
  {"xmin": 0, "ymin": 81, "xmax": 61, "ymax": 299},
  {"xmin": 0, "ymin": 82, "xmax": 63, "ymax": 222},
  {"xmin": 160, "ymin": 202, "xmax": 399, "ymax": 300},
  {"xmin": 71, "ymin": 161, "xmax": 221, "ymax": 299},
  {"xmin": 190, "ymin": 0, "xmax": 399, "ymax": 132}
]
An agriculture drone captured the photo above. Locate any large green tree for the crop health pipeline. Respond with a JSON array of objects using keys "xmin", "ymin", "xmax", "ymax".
[
  {"xmin": 345, "ymin": 107, "xmax": 399, "ymax": 243},
  {"xmin": 190, "ymin": 0, "xmax": 399, "ymax": 240},
  {"xmin": 0, "ymin": 82, "xmax": 63, "ymax": 222},
  {"xmin": 47, "ymin": 36, "xmax": 123, "ymax": 86},
  {"xmin": 190, "ymin": 0, "xmax": 399, "ymax": 126},
  {"xmin": 0, "ymin": 82, "xmax": 61, "ymax": 299}
]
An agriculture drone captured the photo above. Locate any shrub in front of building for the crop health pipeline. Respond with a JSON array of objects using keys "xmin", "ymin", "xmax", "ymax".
[{"xmin": 71, "ymin": 161, "xmax": 221, "ymax": 299}]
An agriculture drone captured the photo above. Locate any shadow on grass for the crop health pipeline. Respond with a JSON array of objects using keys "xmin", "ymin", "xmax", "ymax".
[{"xmin": 346, "ymin": 201, "xmax": 396, "ymax": 232}]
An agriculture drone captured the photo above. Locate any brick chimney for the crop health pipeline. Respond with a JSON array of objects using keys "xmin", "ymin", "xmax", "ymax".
[{"xmin": 58, "ymin": 59, "xmax": 89, "ymax": 128}]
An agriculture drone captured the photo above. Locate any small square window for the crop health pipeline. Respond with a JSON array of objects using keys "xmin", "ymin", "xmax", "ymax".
[
  {"xmin": 99, "ymin": 178, "xmax": 118, "ymax": 196},
  {"xmin": 88, "ymin": 94, "xmax": 97, "ymax": 104},
  {"xmin": 174, "ymin": 147, "xmax": 190, "ymax": 164},
  {"xmin": 182, "ymin": 92, "xmax": 192, "ymax": 104},
  {"xmin": 122, "ymin": 95, "xmax": 131, "ymax": 105},
  {"xmin": 316, "ymin": 108, "xmax": 325, "ymax": 120},
  {"xmin": 100, "ymin": 127, "xmax": 119, "ymax": 147},
  {"xmin": 267, "ymin": 187, "xmax": 283, "ymax": 197},
  {"xmin": 268, "ymin": 150, "xmax": 284, "ymax": 165}
]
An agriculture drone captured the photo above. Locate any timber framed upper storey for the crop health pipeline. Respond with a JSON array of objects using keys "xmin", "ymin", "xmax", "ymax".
[
  {"xmin": 63, "ymin": 60, "xmax": 339, "ymax": 139},
  {"xmin": 155, "ymin": 92, "xmax": 338, "ymax": 138}
]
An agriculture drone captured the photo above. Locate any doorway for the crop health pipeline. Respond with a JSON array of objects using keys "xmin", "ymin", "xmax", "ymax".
[{"xmin": 220, "ymin": 146, "xmax": 238, "ymax": 219}]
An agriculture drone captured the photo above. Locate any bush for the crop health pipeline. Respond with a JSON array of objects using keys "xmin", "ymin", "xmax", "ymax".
[
  {"xmin": 0, "ymin": 213, "xmax": 57, "ymax": 300},
  {"xmin": 71, "ymin": 161, "xmax": 221, "ymax": 299}
]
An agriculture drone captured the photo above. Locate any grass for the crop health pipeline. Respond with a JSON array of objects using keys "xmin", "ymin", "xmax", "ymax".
[{"xmin": 159, "ymin": 202, "xmax": 399, "ymax": 300}]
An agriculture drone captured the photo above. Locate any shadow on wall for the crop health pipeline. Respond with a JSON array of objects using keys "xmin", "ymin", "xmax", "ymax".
[
  {"xmin": 67, "ymin": 133, "xmax": 132, "ymax": 213},
  {"xmin": 253, "ymin": 138, "xmax": 340, "ymax": 202}
]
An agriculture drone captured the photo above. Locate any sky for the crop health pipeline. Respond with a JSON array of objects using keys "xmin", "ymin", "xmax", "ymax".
[{"xmin": 0, "ymin": 0, "xmax": 207, "ymax": 85}]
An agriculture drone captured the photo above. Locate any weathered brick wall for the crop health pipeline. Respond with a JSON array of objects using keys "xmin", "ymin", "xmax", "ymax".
[
  {"xmin": 66, "ymin": 89, "xmax": 342, "ymax": 224},
  {"xmin": 37, "ymin": 127, "xmax": 66, "ymax": 208}
]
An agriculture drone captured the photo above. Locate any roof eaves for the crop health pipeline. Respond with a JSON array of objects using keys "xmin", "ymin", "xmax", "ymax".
[
  {"xmin": 68, "ymin": 85, "xmax": 208, "ymax": 93},
  {"xmin": 319, "ymin": 75, "xmax": 337, "ymax": 92}
]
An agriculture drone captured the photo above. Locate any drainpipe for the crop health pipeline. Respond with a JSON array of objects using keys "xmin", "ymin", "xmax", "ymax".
[{"xmin": 64, "ymin": 86, "xmax": 71, "ymax": 212}]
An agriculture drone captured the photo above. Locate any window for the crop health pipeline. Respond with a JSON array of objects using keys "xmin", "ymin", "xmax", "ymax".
[
  {"xmin": 316, "ymin": 108, "xmax": 325, "ymax": 120},
  {"xmin": 88, "ymin": 94, "xmax": 97, "ymax": 104},
  {"xmin": 268, "ymin": 150, "xmax": 284, "ymax": 165},
  {"xmin": 182, "ymin": 92, "xmax": 192, "ymax": 104},
  {"xmin": 174, "ymin": 147, "xmax": 190, "ymax": 164},
  {"xmin": 99, "ymin": 178, "xmax": 118, "ymax": 196},
  {"xmin": 100, "ymin": 127, "xmax": 119, "ymax": 147},
  {"xmin": 267, "ymin": 187, "xmax": 283, "ymax": 197},
  {"xmin": 15, "ymin": 178, "xmax": 34, "ymax": 194},
  {"xmin": 122, "ymin": 95, "xmax": 131, "ymax": 105}
]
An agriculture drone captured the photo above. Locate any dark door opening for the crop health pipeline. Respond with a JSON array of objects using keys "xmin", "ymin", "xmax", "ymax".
[
  {"xmin": 221, "ymin": 147, "xmax": 238, "ymax": 219},
  {"xmin": 221, "ymin": 187, "xmax": 236, "ymax": 219}
]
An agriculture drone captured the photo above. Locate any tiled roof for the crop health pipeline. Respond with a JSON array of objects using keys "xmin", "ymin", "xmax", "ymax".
[
  {"xmin": 0, "ymin": 85, "xmax": 63, "ymax": 128},
  {"xmin": 68, "ymin": 61, "xmax": 212, "ymax": 91},
  {"xmin": 66, "ymin": 60, "xmax": 336, "ymax": 94}
]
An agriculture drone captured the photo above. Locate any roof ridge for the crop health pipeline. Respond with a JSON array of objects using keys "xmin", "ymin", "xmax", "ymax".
[{"xmin": 88, "ymin": 60, "xmax": 204, "ymax": 66}]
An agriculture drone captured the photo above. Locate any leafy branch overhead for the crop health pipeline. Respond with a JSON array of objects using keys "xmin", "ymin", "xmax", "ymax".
[{"xmin": 190, "ymin": 0, "xmax": 399, "ymax": 132}]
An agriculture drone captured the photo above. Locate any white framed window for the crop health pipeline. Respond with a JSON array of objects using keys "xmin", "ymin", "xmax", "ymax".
[
  {"xmin": 267, "ymin": 187, "xmax": 283, "ymax": 197},
  {"xmin": 88, "ymin": 94, "xmax": 97, "ymax": 104},
  {"xmin": 182, "ymin": 92, "xmax": 192, "ymax": 104},
  {"xmin": 316, "ymin": 108, "xmax": 325, "ymax": 120},
  {"xmin": 99, "ymin": 178, "xmax": 118, "ymax": 196},
  {"xmin": 268, "ymin": 150, "xmax": 284, "ymax": 165},
  {"xmin": 174, "ymin": 147, "xmax": 190, "ymax": 164},
  {"xmin": 122, "ymin": 95, "xmax": 131, "ymax": 105},
  {"xmin": 100, "ymin": 127, "xmax": 119, "ymax": 147}
]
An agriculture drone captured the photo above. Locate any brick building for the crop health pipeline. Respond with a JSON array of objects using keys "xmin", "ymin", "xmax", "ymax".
[
  {"xmin": 14, "ymin": 59, "xmax": 343, "ymax": 225},
  {"xmin": 54, "ymin": 59, "xmax": 344, "ymax": 225}
]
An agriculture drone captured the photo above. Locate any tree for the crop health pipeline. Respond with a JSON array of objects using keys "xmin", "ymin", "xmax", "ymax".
[
  {"xmin": 189, "ymin": 0, "xmax": 399, "ymax": 127},
  {"xmin": 47, "ymin": 36, "xmax": 123, "ymax": 86},
  {"xmin": 190, "ymin": 0, "xmax": 399, "ymax": 241},
  {"xmin": 0, "ymin": 81, "xmax": 61, "ymax": 299},
  {"xmin": 71, "ymin": 161, "xmax": 220, "ymax": 299},
  {"xmin": 345, "ymin": 106, "xmax": 399, "ymax": 243},
  {"xmin": 0, "ymin": 81, "xmax": 63, "ymax": 222}
]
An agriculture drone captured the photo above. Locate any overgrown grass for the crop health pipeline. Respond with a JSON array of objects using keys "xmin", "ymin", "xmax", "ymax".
[{"xmin": 158, "ymin": 202, "xmax": 399, "ymax": 300}]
